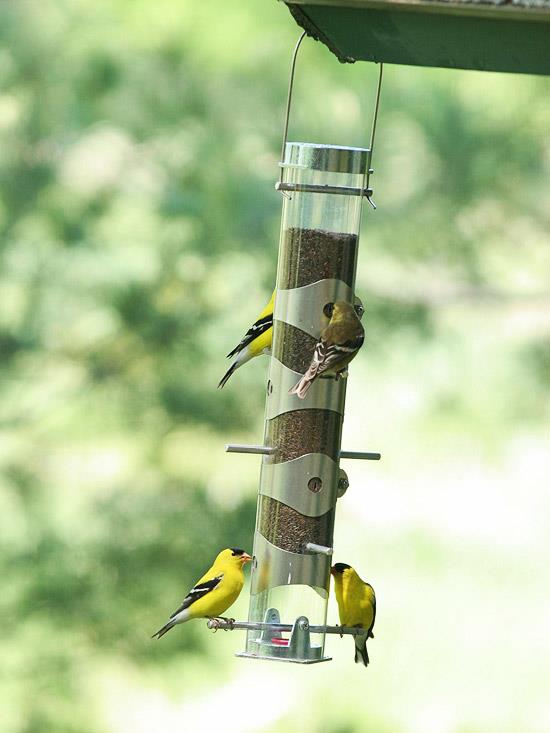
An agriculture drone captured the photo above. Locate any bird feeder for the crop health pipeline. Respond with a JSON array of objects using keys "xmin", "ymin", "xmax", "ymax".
[
  {"xmin": 241, "ymin": 141, "xmax": 368, "ymax": 663},
  {"xmin": 222, "ymin": 36, "xmax": 382, "ymax": 663},
  {"xmin": 213, "ymin": 0, "xmax": 550, "ymax": 664}
]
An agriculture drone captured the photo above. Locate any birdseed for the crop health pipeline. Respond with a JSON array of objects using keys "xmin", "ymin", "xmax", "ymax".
[
  {"xmin": 272, "ymin": 321, "xmax": 318, "ymax": 374},
  {"xmin": 258, "ymin": 496, "xmax": 335, "ymax": 554},
  {"xmin": 265, "ymin": 409, "xmax": 342, "ymax": 465},
  {"xmin": 278, "ymin": 227, "xmax": 358, "ymax": 289}
]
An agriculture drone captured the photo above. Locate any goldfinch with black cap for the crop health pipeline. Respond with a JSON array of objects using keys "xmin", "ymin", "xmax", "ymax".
[
  {"xmin": 152, "ymin": 548, "xmax": 253, "ymax": 639},
  {"xmin": 331, "ymin": 562, "xmax": 376, "ymax": 667},
  {"xmin": 289, "ymin": 301, "xmax": 364, "ymax": 399},
  {"xmin": 218, "ymin": 290, "xmax": 275, "ymax": 388}
]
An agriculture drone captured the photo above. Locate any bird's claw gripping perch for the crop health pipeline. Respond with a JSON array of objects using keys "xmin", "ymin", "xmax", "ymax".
[
  {"xmin": 208, "ymin": 616, "xmax": 236, "ymax": 632},
  {"xmin": 209, "ymin": 617, "xmax": 228, "ymax": 632}
]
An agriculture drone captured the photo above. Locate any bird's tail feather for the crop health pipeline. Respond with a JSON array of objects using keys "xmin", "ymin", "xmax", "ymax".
[
  {"xmin": 226, "ymin": 344, "xmax": 241, "ymax": 359},
  {"xmin": 219, "ymin": 347, "xmax": 254, "ymax": 389},
  {"xmin": 354, "ymin": 636, "xmax": 369, "ymax": 667},
  {"xmin": 288, "ymin": 375, "xmax": 313, "ymax": 399},
  {"xmin": 218, "ymin": 361, "xmax": 238, "ymax": 389},
  {"xmin": 152, "ymin": 620, "xmax": 177, "ymax": 640},
  {"xmin": 289, "ymin": 358, "xmax": 321, "ymax": 399}
]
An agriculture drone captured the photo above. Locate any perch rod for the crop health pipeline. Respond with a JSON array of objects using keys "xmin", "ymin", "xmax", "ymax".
[
  {"xmin": 225, "ymin": 444, "xmax": 380, "ymax": 460},
  {"xmin": 208, "ymin": 619, "xmax": 366, "ymax": 636}
]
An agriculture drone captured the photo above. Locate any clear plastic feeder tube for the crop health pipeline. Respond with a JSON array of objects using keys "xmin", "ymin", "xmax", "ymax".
[{"xmin": 242, "ymin": 143, "xmax": 368, "ymax": 664}]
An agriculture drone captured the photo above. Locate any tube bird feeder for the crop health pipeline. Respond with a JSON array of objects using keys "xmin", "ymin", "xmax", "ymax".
[
  {"xmin": 223, "ymin": 35, "xmax": 382, "ymax": 663},
  {"xmin": 237, "ymin": 141, "xmax": 369, "ymax": 663}
]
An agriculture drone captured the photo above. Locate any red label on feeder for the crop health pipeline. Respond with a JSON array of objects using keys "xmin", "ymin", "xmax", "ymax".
[{"xmin": 271, "ymin": 637, "xmax": 290, "ymax": 646}]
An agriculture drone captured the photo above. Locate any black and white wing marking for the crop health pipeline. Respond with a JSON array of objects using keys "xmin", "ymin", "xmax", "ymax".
[
  {"xmin": 313, "ymin": 332, "xmax": 365, "ymax": 377},
  {"xmin": 227, "ymin": 314, "xmax": 273, "ymax": 358},
  {"xmin": 169, "ymin": 574, "xmax": 224, "ymax": 618},
  {"xmin": 288, "ymin": 339, "xmax": 331, "ymax": 398},
  {"xmin": 289, "ymin": 332, "xmax": 364, "ymax": 399}
]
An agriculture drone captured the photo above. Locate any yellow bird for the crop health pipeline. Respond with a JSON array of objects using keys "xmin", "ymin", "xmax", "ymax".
[
  {"xmin": 218, "ymin": 290, "xmax": 275, "ymax": 388},
  {"xmin": 289, "ymin": 301, "xmax": 365, "ymax": 399},
  {"xmin": 152, "ymin": 548, "xmax": 252, "ymax": 639},
  {"xmin": 331, "ymin": 562, "xmax": 376, "ymax": 667}
]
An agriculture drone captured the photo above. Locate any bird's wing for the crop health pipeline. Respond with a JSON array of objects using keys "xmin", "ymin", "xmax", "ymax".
[
  {"xmin": 365, "ymin": 583, "xmax": 376, "ymax": 637},
  {"xmin": 226, "ymin": 314, "xmax": 273, "ymax": 359},
  {"xmin": 169, "ymin": 574, "xmax": 224, "ymax": 618},
  {"xmin": 310, "ymin": 332, "xmax": 365, "ymax": 377},
  {"xmin": 368, "ymin": 600, "xmax": 376, "ymax": 637}
]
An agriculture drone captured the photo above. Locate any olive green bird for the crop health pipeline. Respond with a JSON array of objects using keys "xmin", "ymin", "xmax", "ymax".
[
  {"xmin": 289, "ymin": 301, "xmax": 365, "ymax": 399},
  {"xmin": 331, "ymin": 562, "xmax": 376, "ymax": 667}
]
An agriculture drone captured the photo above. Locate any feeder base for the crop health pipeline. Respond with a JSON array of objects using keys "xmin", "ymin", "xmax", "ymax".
[{"xmin": 235, "ymin": 651, "xmax": 331, "ymax": 665}]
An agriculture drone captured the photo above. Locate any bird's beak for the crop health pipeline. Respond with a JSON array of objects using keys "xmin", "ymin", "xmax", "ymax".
[
  {"xmin": 330, "ymin": 566, "xmax": 336, "ymax": 576},
  {"xmin": 241, "ymin": 553, "xmax": 253, "ymax": 564}
]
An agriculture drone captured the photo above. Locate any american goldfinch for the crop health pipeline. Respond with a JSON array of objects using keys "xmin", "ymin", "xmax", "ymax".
[
  {"xmin": 331, "ymin": 562, "xmax": 376, "ymax": 667},
  {"xmin": 152, "ymin": 548, "xmax": 252, "ymax": 639},
  {"xmin": 218, "ymin": 290, "xmax": 275, "ymax": 388},
  {"xmin": 289, "ymin": 301, "xmax": 364, "ymax": 399}
]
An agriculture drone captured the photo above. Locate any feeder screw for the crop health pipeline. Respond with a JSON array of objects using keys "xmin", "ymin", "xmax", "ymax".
[{"xmin": 337, "ymin": 469, "xmax": 349, "ymax": 498}]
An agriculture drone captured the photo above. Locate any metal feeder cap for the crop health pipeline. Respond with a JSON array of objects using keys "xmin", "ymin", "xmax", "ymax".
[{"xmin": 283, "ymin": 142, "xmax": 369, "ymax": 174}]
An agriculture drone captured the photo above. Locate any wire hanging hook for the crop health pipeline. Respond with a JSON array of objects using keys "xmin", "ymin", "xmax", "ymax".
[
  {"xmin": 277, "ymin": 33, "xmax": 384, "ymax": 209},
  {"xmin": 280, "ymin": 31, "xmax": 307, "ymax": 170},
  {"xmin": 364, "ymin": 62, "xmax": 384, "ymax": 210}
]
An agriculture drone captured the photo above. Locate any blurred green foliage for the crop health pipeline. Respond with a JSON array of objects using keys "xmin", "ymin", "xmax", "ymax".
[{"xmin": 1, "ymin": 1, "xmax": 550, "ymax": 732}]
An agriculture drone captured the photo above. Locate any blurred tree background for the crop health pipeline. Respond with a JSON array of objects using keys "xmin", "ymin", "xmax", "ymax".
[{"xmin": 1, "ymin": 1, "xmax": 550, "ymax": 732}]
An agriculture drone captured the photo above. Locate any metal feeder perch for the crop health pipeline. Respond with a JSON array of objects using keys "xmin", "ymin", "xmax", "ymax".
[
  {"xmin": 209, "ymin": 612, "xmax": 369, "ymax": 664},
  {"xmin": 224, "ymin": 36, "xmax": 383, "ymax": 664}
]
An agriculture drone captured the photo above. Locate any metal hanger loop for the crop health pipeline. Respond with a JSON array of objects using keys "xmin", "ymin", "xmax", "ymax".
[
  {"xmin": 364, "ymin": 61, "xmax": 384, "ymax": 209},
  {"xmin": 280, "ymin": 31, "xmax": 307, "ymax": 167},
  {"xmin": 277, "ymin": 32, "xmax": 384, "ymax": 209}
]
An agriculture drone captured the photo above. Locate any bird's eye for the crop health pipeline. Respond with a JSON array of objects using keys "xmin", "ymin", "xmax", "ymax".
[
  {"xmin": 323, "ymin": 302, "xmax": 334, "ymax": 319},
  {"xmin": 354, "ymin": 304, "xmax": 364, "ymax": 318}
]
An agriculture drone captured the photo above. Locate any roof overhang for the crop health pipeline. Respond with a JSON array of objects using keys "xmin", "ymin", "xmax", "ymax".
[{"xmin": 283, "ymin": 0, "xmax": 550, "ymax": 74}]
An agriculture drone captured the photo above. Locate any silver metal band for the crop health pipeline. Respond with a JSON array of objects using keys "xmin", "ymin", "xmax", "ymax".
[
  {"xmin": 259, "ymin": 452, "xmax": 339, "ymax": 517},
  {"xmin": 275, "ymin": 181, "xmax": 373, "ymax": 197},
  {"xmin": 281, "ymin": 142, "xmax": 369, "ymax": 174},
  {"xmin": 250, "ymin": 533, "xmax": 331, "ymax": 596},
  {"xmin": 266, "ymin": 357, "xmax": 346, "ymax": 419},
  {"xmin": 274, "ymin": 280, "xmax": 353, "ymax": 340}
]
